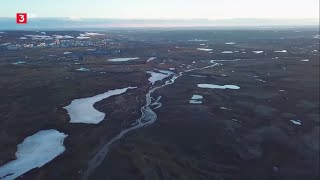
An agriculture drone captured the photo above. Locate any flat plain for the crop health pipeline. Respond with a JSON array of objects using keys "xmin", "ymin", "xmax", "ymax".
[{"xmin": 0, "ymin": 29, "xmax": 319, "ymax": 180}]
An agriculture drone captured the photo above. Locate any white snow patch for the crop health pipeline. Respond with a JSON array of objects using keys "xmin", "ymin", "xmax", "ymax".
[
  {"xmin": 64, "ymin": 87, "xmax": 136, "ymax": 124},
  {"xmin": 0, "ymin": 130, "xmax": 67, "ymax": 180},
  {"xmin": 76, "ymin": 32, "xmax": 104, "ymax": 39},
  {"xmin": 210, "ymin": 59, "xmax": 239, "ymax": 63},
  {"xmin": 221, "ymin": 51, "xmax": 233, "ymax": 54},
  {"xmin": 12, "ymin": 61, "xmax": 26, "ymax": 65},
  {"xmin": 158, "ymin": 70, "xmax": 174, "ymax": 75},
  {"xmin": 83, "ymin": 32, "xmax": 104, "ymax": 36},
  {"xmin": 19, "ymin": 37, "xmax": 27, "ymax": 40},
  {"xmin": 198, "ymin": 84, "xmax": 240, "ymax": 90},
  {"xmin": 301, "ymin": 59, "xmax": 310, "ymax": 62},
  {"xmin": 76, "ymin": 36, "xmax": 90, "ymax": 39},
  {"xmin": 63, "ymin": 51, "xmax": 73, "ymax": 55},
  {"xmin": 232, "ymin": 119, "xmax": 242, "ymax": 123},
  {"xmin": 108, "ymin": 57, "xmax": 139, "ymax": 62},
  {"xmin": 1, "ymin": 43, "xmax": 11, "ymax": 46},
  {"xmin": 191, "ymin": 95, "xmax": 203, "ymax": 100},
  {"xmin": 290, "ymin": 120, "xmax": 302, "ymax": 125},
  {"xmin": 189, "ymin": 95, "xmax": 203, "ymax": 104},
  {"xmin": 253, "ymin": 51, "xmax": 264, "ymax": 54},
  {"xmin": 76, "ymin": 67, "xmax": 90, "ymax": 72},
  {"xmin": 24, "ymin": 35, "xmax": 53, "ymax": 40},
  {"xmin": 146, "ymin": 70, "xmax": 174, "ymax": 85},
  {"xmin": 189, "ymin": 100, "xmax": 202, "ymax": 104},
  {"xmin": 225, "ymin": 42, "xmax": 236, "ymax": 45},
  {"xmin": 53, "ymin": 35, "xmax": 74, "ymax": 39},
  {"xmin": 197, "ymin": 48, "xmax": 213, "ymax": 52},
  {"xmin": 255, "ymin": 78, "xmax": 267, "ymax": 83},
  {"xmin": 274, "ymin": 50, "xmax": 287, "ymax": 53},
  {"xmin": 147, "ymin": 57, "xmax": 157, "ymax": 62}
]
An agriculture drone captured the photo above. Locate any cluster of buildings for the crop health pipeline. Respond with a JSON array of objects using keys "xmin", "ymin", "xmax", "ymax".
[{"xmin": 1, "ymin": 36, "xmax": 114, "ymax": 51}]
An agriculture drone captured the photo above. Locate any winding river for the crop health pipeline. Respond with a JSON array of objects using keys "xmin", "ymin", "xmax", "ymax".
[{"xmin": 82, "ymin": 63, "xmax": 219, "ymax": 179}]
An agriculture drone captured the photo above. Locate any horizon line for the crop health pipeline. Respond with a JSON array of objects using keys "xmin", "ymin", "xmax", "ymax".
[{"xmin": 0, "ymin": 17, "xmax": 319, "ymax": 20}]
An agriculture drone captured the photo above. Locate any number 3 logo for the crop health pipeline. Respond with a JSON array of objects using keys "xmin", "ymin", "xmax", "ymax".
[
  {"xmin": 19, "ymin": 15, "xmax": 25, "ymax": 22},
  {"xmin": 16, "ymin": 13, "xmax": 27, "ymax": 24}
]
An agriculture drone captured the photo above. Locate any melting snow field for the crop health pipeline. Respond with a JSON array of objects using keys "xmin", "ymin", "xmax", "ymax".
[
  {"xmin": 198, "ymin": 84, "xmax": 240, "ymax": 90},
  {"xmin": 158, "ymin": 70, "xmax": 175, "ymax": 75},
  {"xmin": 53, "ymin": 35, "xmax": 74, "ymax": 39},
  {"xmin": 63, "ymin": 51, "xmax": 73, "ymax": 55},
  {"xmin": 210, "ymin": 59, "xmax": 240, "ymax": 63},
  {"xmin": 82, "ymin": 32, "xmax": 104, "ymax": 36},
  {"xmin": 76, "ymin": 36, "xmax": 90, "ymax": 39},
  {"xmin": 221, "ymin": 51, "xmax": 233, "ymax": 54},
  {"xmin": 274, "ymin": 50, "xmax": 287, "ymax": 53},
  {"xmin": 108, "ymin": 57, "xmax": 139, "ymax": 62},
  {"xmin": 190, "ymin": 95, "xmax": 203, "ymax": 104},
  {"xmin": 24, "ymin": 35, "xmax": 53, "ymax": 40},
  {"xmin": 189, "ymin": 100, "xmax": 202, "ymax": 104},
  {"xmin": 76, "ymin": 32, "xmax": 104, "ymax": 39},
  {"xmin": 146, "ymin": 70, "xmax": 174, "ymax": 85},
  {"xmin": 12, "ymin": 61, "xmax": 26, "ymax": 65},
  {"xmin": 76, "ymin": 67, "xmax": 90, "ymax": 72},
  {"xmin": 197, "ymin": 48, "xmax": 213, "ymax": 52},
  {"xmin": 147, "ymin": 57, "xmax": 157, "ymax": 62},
  {"xmin": 0, "ymin": 130, "xmax": 67, "ymax": 180},
  {"xmin": 290, "ymin": 120, "xmax": 302, "ymax": 125},
  {"xmin": 64, "ymin": 87, "xmax": 136, "ymax": 124},
  {"xmin": 253, "ymin": 51, "xmax": 264, "ymax": 54}
]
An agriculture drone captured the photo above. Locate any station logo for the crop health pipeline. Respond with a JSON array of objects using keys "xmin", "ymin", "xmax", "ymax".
[{"xmin": 16, "ymin": 13, "xmax": 27, "ymax": 24}]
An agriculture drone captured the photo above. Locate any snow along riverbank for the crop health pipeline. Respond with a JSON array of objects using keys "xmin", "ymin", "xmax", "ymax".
[{"xmin": 64, "ymin": 87, "xmax": 137, "ymax": 124}]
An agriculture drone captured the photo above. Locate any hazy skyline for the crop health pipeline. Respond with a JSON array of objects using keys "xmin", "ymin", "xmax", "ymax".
[{"xmin": 2, "ymin": 0, "xmax": 319, "ymax": 19}]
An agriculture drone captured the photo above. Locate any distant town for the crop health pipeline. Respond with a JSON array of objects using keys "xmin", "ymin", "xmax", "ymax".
[{"xmin": 0, "ymin": 31, "xmax": 114, "ymax": 50}]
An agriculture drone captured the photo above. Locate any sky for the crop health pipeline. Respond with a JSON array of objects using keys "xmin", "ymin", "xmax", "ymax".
[{"xmin": 1, "ymin": 0, "xmax": 319, "ymax": 19}]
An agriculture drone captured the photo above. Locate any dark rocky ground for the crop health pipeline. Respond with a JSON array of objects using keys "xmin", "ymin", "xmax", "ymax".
[{"xmin": 0, "ymin": 29, "xmax": 319, "ymax": 180}]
